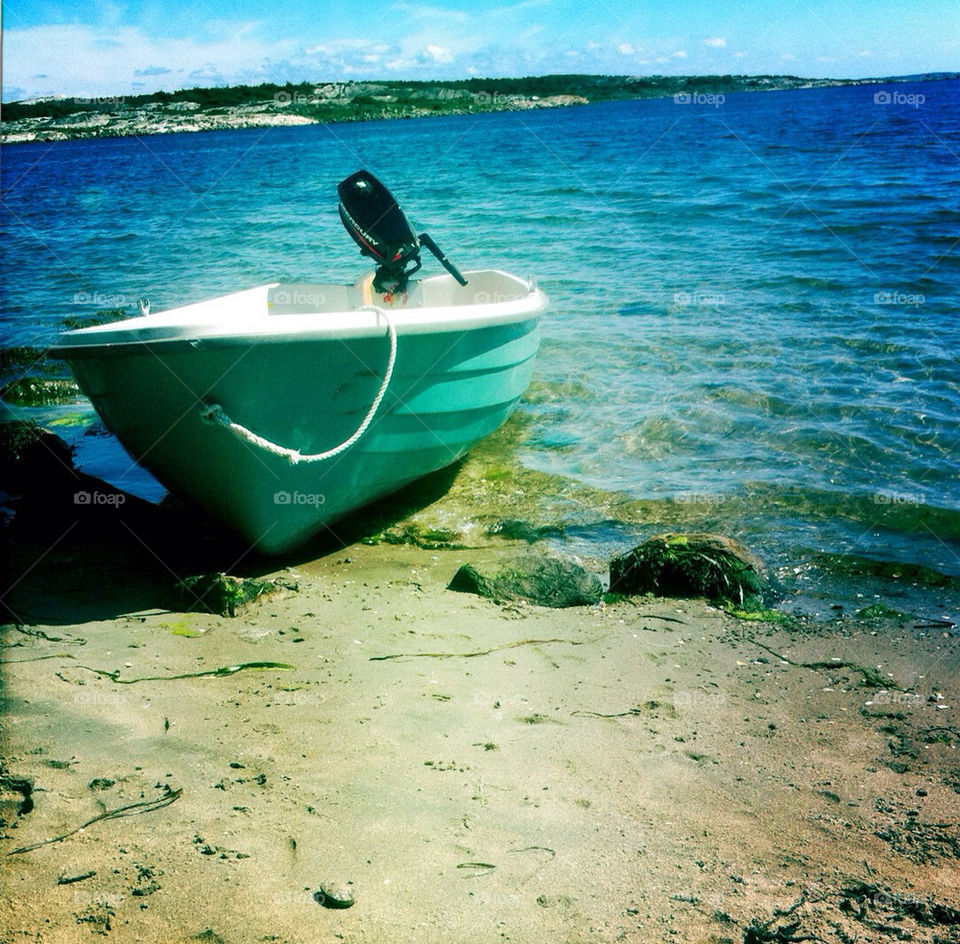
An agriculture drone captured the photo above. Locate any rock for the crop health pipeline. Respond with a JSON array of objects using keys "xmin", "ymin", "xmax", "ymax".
[
  {"xmin": 174, "ymin": 573, "xmax": 299, "ymax": 617},
  {"xmin": 0, "ymin": 420, "xmax": 75, "ymax": 491},
  {"xmin": 609, "ymin": 533, "xmax": 767, "ymax": 606},
  {"xmin": 448, "ymin": 556, "xmax": 603, "ymax": 608},
  {"xmin": 364, "ymin": 522, "xmax": 462, "ymax": 549},
  {"xmin": 0, "ymin": 775, "xmax": 34, "ymax": 824},
  {"xmin": 856, "ymin": 602, "xmax": 909, "ymax": 621},
  {"xmin": 192, "ymin": 931, "xmax": 226, "ymax": 944},
  {"xmin": 0, "ymin": 419, "xmax": 152, "ymax": 535},
  {"xmin": 315, "ymin": 881, "xmax": 355, "ymax": 909}
]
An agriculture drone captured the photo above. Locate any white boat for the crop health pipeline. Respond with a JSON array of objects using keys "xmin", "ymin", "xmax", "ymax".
[{"xmin": 51, "ymin": 172, "xmax": 546, "ymax": 553}]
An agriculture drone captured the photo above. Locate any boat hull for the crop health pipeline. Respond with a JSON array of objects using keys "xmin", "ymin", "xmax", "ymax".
[{"xmin": 53, "ymin": 271, "xmax": 543, "ymax": 552}]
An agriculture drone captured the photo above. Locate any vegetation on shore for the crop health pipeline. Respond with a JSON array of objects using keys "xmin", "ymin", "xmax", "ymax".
[{"xmin": 3, "ymin": 72, "xmax": 949, "ymax": 143}]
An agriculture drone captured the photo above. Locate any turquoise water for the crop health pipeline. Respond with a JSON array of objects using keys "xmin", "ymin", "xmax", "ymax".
[{"xmin": 2, "ymin": 78, "xmax": 959, "ymax": 582}]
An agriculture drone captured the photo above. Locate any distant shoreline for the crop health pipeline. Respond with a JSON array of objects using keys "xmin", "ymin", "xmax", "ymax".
[{"xmin": 2, "ymin": 72, "xmax": 955, "ymax": 145}]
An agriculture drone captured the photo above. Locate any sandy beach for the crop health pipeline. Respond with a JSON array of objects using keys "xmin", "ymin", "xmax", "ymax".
[{"xmin": 2, "ymin": 455, "xmax": 959, "ymax": 944}]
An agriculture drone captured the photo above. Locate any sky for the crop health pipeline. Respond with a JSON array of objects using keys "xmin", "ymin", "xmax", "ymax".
[{"xmin": 2, "ymin": 0, "xmax": 958, "ymax": 102}]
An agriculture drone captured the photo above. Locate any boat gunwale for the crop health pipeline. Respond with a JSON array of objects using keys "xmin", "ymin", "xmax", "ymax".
[{"xmin": 50, "ymin": 272, "xmax": 546, "ymax": 359}]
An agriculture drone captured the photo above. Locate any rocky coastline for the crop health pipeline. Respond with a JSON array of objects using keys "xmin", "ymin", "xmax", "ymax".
[{"xmin": 2, "ymin": 72, "xmax": 947, "ymax": 144}]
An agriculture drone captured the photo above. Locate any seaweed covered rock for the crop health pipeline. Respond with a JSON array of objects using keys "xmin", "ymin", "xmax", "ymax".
[
  {"xmin": 0, "ymin": 420, "xmax": 76, "ymax": 491},
  {"xmin": 174, "ymin": 572, "xmax": 299, "ymax": 617},
  {"xmin": 448, "ymin": 556, "xmax": 602, "ymax": 608},
  {"xmin": 1, "ymin": 419, "xmax": 145, "ymax": 519},
  {"xmin": 609, "ymin": 533, "xmax": 767, "ymax": 606}
]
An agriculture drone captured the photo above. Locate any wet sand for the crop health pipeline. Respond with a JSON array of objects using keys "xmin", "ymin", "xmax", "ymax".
[{"xmin": 2, "ymin": 530, "xmax": 958, "ymax": 943}]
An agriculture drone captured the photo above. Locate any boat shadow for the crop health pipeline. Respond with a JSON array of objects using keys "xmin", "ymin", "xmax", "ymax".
[{"xmin": 2, "ymin": 462, "xmax": 464, "ymax": 626}]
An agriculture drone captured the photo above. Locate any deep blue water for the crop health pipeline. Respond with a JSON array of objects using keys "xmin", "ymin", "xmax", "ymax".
[{"xmin": 2, "ymin": 78, "xmax": 959, "ymax": 585}]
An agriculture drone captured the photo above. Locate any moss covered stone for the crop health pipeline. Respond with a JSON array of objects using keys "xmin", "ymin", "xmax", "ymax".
[
  {"xmin": 448, "ymin": 556, "xmax": 602, "ymax": 608},
  {"xmin": 609, "ymin": 532, "xmax": 767, "ymax": 606},
  {"xmin": 174, "ymin": 573, "xmax": 299, "ymax": 617}
]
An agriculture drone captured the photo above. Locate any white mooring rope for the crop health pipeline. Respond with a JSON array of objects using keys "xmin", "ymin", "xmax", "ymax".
[{"xmin": 199, "ymin": 305, "xmax": 397, "ymax": 465}]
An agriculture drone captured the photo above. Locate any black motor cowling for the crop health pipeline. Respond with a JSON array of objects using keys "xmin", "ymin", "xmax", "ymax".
[{"xmin": 338, "ymin": 170, "xmax": 467, "ymax": 294}]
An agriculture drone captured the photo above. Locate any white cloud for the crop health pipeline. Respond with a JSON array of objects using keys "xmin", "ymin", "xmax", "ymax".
[
  {"xmin": 672, "ymin": 49, "xmax": 687, "ymax": 58},
  {"xmin": 426, "ymin": 44, "xmax": 454, "ymax": 63},
  {"xmin": 4, "ymin": 22, "xmax": 298, "ymax": 99},
  {"xmin": 703, "ymin": 37, "xmax": 727, "ymax": 48},
  {"xmin": 617, "ymin": 43, "xmax": 635, "ymax": 55}
]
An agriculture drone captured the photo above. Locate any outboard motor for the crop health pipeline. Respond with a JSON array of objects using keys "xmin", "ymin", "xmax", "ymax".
[{"xmin": 338, "ymin": 170, "xmax": 468, "ymax": 294}]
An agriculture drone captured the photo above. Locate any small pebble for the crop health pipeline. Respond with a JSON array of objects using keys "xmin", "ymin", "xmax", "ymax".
[{"xmin": 316, "ymin": 881, "xmax": 354, "ymax": 909}]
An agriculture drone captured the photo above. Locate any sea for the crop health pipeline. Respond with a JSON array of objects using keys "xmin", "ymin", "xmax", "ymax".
[{"xmin": 2, "ymin": 78, "xmax": 959, "ymax": 614}]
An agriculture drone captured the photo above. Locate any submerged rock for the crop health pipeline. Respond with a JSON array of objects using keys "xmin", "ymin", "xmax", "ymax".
[
  {"xmin": 1, "ymin": 376, "xmax": 82, "ymax": 406},
  {"xmin": 60, "ymin": 308, "xmax": 129, "ymax": 330},
  {"xmin": 485, "ymin": 518, "xmax": 567, "ymax": 543},
  {"xmin": 814, "ymin": 552, "xmax": 959, "ymax": 590},
  {"xmin": 0, "ymin": 346, "xmax": 57, "ymax": 375},
  {"xmin": 609, "ymin": 532, "xmax": 767, "ymax": 606},
  {"xmin": 856, "ymin": 602, "xmax": 909, "ymax": 621},
  {"xmin": 448, "ymin": 556, "xmax": 602, "ymax": 608}
]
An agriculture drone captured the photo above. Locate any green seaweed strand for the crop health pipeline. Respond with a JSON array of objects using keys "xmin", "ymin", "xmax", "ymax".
[{"xmin": 77, "ymin": 661, "xmax": 294, "ymax": 684}]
